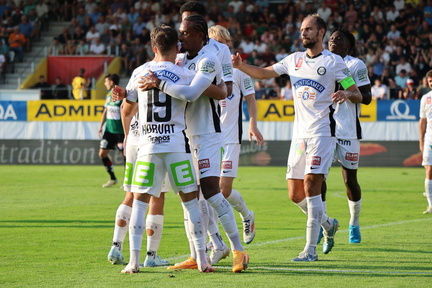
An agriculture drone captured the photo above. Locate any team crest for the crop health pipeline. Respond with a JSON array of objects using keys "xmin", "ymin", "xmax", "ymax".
[{"xmin": 317, "ymin": 66, "xmax": 326, "ymax": 75}]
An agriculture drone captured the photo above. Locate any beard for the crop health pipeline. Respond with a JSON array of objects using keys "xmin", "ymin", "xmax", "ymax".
[{"xmin": 303, "ymin": 38, "xmax": 318, "ymax": 49}]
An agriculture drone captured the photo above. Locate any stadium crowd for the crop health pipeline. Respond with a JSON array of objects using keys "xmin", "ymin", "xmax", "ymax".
[{"xmin": 0, "ymin": 0, "xmax": 431, "ymax": 99}]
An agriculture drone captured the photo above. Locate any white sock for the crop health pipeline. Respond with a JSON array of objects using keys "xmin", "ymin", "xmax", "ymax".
[
  {"xmin": 112, "ymin": 204, "xmax": 132, "ymax": 249},
  {"xmin": 181, "ymin": 202, "xmax": 197, "ymax": 260},
  {"xmin": 207, "ymin": 205, "xmax": 225, "ymax": 250},
  {"xmin": 146, "ymin": 214, "xmax": 164, "ymax": 254},
  {"xmin": 129, "ymin": 199, "xmax": 149, "ymax": 266},
  {"xmin": 207, "ymin": 193, "xmax": 243, "ymax": 251},
  {"xmin": 183, "ymin": 198, "xmax": 206, "ymax": 262},
  {"xmin": 348, "ymin": 199, "xmax": 361, "ymax": 226},
  {"xmin": 199, "ymin": 197, "xmax": 210, "ymax": 237},
  {"xmin": 322, "ymin": 200, "xmax": 327, "ymax": 214},
  {"xmin": 425, "ymin": 179, "xmax": 432, "ymax": 206},
  {"xmin": 294, "ymin": 198, "xmax": 308, "ymax": 215},
  {"xmin": 227, "ymin": 189, "xmax": 250, "ymax": 220},
  {"xmin": 304, "ymin": 195, "xmax": 323, "ymax": 255}
]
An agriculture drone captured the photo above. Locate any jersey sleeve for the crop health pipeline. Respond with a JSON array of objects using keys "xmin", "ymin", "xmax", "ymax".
[
  {"xmin": 239, "ymin": 71, "xmax": 255, "ymax": 97},
  {"xmin": 272, "ymin": 54, "xmax": 291, "ymax": 76},
  {"xmin": 335, "ymin": 56, "xmax": 355, "ymax": 90},
  {"xmin": 420, "ymin": 95, "xmax": 427, "ymax": 119},
  {"xmin": 220, "ymin": 45, "xmax": 234, "ymax": 83},
  {"xmin": 351, "ymin": 59, "xmax": 370, "ymax": 87}
]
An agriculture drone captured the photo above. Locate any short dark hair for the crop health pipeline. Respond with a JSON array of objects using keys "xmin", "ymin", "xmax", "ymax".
[
  {"xmin": 105, "ymin": 73, "xmax": 119, "ymax": 85},
  {"xmin": 180, "ymin": 1, "xmax": 207, "ymax": 16},
  {"xmin": 331, "ymin": 26, "xmax": 356, "ymax": 54},
  {"xmin": 150, "ymin": 24, "xmax": 178, "ymax": 55}
]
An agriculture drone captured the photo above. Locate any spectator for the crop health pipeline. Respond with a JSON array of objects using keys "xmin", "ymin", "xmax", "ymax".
[
  {"xmin": 52, "ymin": 77, "xmax": 69, "ymax": 99},
  {"xmin": 395, "ymin": 69, "xmax": 410, "ymax": 89},
  {"xmin": 57, "ymin": 27, "xmax": 71, "ymax": 45},
  {"xmin": 95, "ymin": 15, "xmax": 109, "ymax": 35},
  {"xmin": 71, "ymin": 68, "xmax": 89, "ymax": 100},
  {"xmin": 279, "ymin": 78, "xmax": 293, "ymax": 100},
  {"xmin": 32, "ymin": 75, "xmax": 52, "ymax": 99},
  {"xmin": 89, "ymin": 37, "xmax": 105, "ymax": 55},
  {"xmin": 75, "ymin": 38, "xmax": 89, "ymax": 55},
  {"xmin": 18, "ymin": 15, "xmax": 34, "ymax": 51},
  {"xmin": 388, "ymin": 78, "xmax": 400, "ymax": 99},
  {"xmin": 387, "ymin": 24, "xmax": 401, "ymax": 42},
  {"xmin": 386, "ymin": 4, "xmax": 400, "ymax": 23},
  {"xmin": 85, "ymin": 25, "xmax": 99, "ymax": 45},
  {"xmin": 75, "ymin": 6, "xmax": 88, "ymax": 27},
  {"xmin": 8, "ymin": 26, "xmax": 25, "ymax": 62},
  {"xmin": 371, "ymin": 78, "xmax": 388, "ymax": 100},
  {"xmin": 132, "ymin": 16, "xmax": 146, "ymax": 37},
  {"xmin": 396, "ymin": 56, "xmax": 412, "ymax": 75},
  {"xmin": 399, "ymin": 78, "xmax": 417, "ymax": 99}
]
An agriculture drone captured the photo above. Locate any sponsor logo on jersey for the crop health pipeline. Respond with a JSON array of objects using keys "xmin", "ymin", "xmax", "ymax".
[
  {"xmin": 345, "ymin": 153, "xmax": 359, "ymax": 161},
  {"xmin": 200, "ymin": 61, "xmax": 216, "ymax": 74},
  {"xmin": 153, "ymin": 70, "xmax": 180, "ymax": 83},
  {"xmin": 295, "ymin": 58, "xmax": 303, "ymax": 70},
  {"xmin": 222, "ymin": 63, "xmax": 233, "ymax": 77},
  {"xmin": 148, "ymin": 135, "xmax": 170, "ymax": 144},
  {"xmin": 342, "ymin": 67, "xmax": 351, "ymax": 77},
  {"xmin": 308, "ymin": 156, "xmax": 321, "ymax": 166},
  {"xmin": 293, "ymin": 79, "xmax": 325, "ymax": 93},
  {"xmin": 317, "ymin": 66, "xmax": 326, "ymax": 75},
  {"xmin": 222, "ymin": 161, "xmax": 232, "ymax": 169},
  {"xmin": 357, "ymin": 68, "xmax": 368, "ymax": 81},
  {"xmin": 198, "ymin": 159, "xmax": 210, "ymax": 169}
]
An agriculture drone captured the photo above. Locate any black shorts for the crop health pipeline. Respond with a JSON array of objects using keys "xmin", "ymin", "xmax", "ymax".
[{"xmin": 100, "ymin": 131, "xmax": 125, "ymax": 150}]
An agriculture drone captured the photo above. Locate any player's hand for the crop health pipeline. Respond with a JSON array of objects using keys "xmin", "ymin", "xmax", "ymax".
[
  {"xmin": 138, "ymin": 71, "xmax": 160, "ymax": 91},
  {"xmin": 249, "ymin": 126, "xmax": 264, "ymax": 146},
  {"xmin": 231, "ymin": 52, "xmax": 243, "ymax": 68},
  {"xmin": 112, "ymin": 85, "xmax": 125, "ymax": 101},
  {"xmin": 331, "ymin": 90, "xmax": 347, "ymax": 104}
]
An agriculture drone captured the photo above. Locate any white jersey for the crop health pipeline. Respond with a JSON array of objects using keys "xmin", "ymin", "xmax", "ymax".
[
  {"xmin": 272, "ymin": 49, "xmax": 353, "ymax": 138},
  {"xmin": 127, "ymin": 114, "xmax": 140, "ymax": 146},
  {"xmin": 220, "ymin": 68, "xmax": 255, "ymax": 144},
  {"xmin": 176, "ymin": 47, "xmax": 223, "ymax": 136},
  {"xmin": 125, "ymin": 61, "xmax": 196, "ymax": 154},
  {"xmin": 420, "ymin": 91, "xmax": 432, "ymax": 143},
  {"xmin": 204, "ymin": 38, "xmax": 233, "ymax": 83},
  {"xmin": 333, "ymin": 55, "xmax": 370, "ymax": 140}
]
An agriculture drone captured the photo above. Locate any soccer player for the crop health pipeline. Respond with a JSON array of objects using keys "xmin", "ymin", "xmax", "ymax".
[
  {"xmin": 120, "ymin": 24, "xmax": 218, "ymax": 274},
  {"xmin": 324, "ymin": 27, "xmax": 372, "ymax": 243},
  {"xmin": 419, "ymin": 70, "xmax": 432, "ymax": 214},
  {"xmin": 106, "ymin": 110, "xmax": 170, "ymax": 267},
  {"xmin": 232, "ymin": 14, "xmax": 362, "ymax": 261},
  {"xmin": 208, "ymin": 25, "xmax": 264, "ymax": 247},
  {"xmin": 139, "ymin": 15, "xmax": 249, "ymax": 273},
  {"xmin": 179, "ymin": 0, "xmax": 234, "ymax": 265},
  {"xmin": 97, "ymin": 73, "xmax": 124, "ymax": 188}
]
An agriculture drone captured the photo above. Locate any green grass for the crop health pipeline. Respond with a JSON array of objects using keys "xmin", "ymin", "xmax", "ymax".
[{"xmin": 0, "ymin": 165, "xmax": 431, "ymax": 287}]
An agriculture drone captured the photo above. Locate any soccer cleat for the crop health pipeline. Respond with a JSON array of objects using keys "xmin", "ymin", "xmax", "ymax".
[
  {"xmin": 291, "ymin": 251, "xmax": 318, "ymax": 262},
  {"xmin": 209, "ymin": 246, "xmax": 230, "ymax": 264},
  {"xmin": 107, "ymin": 245, "xmax": 125, "ymax": 265},
  {"xmin": 423, "ymin": 192, "xmax": 427, "ymax": 197},
  {"xmin": 423, "ymin": 206, "xmax": 432, "ymax": 214},
  {"xmin": 141, "ymin": 254, "xmax": 170, "ymax": 267},
  {"xmin": 167, "ymin": 257, "xmax": 198, "ymax": 270},
  {"xmin": 102, "ymin": 179, "xmax": 118, "ymax": 188},
  {"xmin": 243, "ymin": 211, "xmax": 256, "ymax": 244},
  {"xmin": 121, "ymin": 264, "xmax": 139, "ymax": 274},
  {"xmin": 317, "ymin": 226, "xmax": 324, "ymax": 244},
  {"xmin": 322, "ymin": 218, "xmax": 340, "ymax": 254},
  {"xmin": 199, "ymin": 263, "xmax": 215, "ymax": 273},
  {"xmin": 349, "ymin": 225, "xmax": 361, "ymax": 243},
  {"xmin": 232, "ymin": 250, "xmax": 249, "ymax": 273}
]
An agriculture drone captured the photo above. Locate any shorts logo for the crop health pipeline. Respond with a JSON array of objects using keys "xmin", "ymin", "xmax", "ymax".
[
  {"xmin": 309, "ymin": 156, "xmax": 321, "ymax": 166},
  {"xmin": 222, "ymin": 161, "xmax": 232, "ymax": 169},
  {"xmin": 345, "ymin": 153, "xmax": 358, "ymax": 161},
  {"xmin": 317, "ymin": 66, "xmax": 326, "ymax": 75},
  {"xmin": 198, "ymin": 159, "xmax": 210, "ymax": 169}
]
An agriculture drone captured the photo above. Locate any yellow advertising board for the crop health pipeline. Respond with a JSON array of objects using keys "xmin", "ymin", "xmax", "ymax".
[
  {"xmin": 27, "ymin": 100, "xmax": 105, "ymax": 121},
  {"xmin": 256, "ymin": 99, "xmax": 377, "ymax": 122}
]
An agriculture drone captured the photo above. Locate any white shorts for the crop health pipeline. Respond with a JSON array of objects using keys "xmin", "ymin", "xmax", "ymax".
[
  {"xmin": 220, "ymin": 143, "xmax": 240, "ymax": 178},
  {"xmin": 188, "ymin": 133, "xmax": 222, "ymax": 179},
  {"xmin": 286, "ymin": 136, "xmax": 336, "ymax": 180},
  {"xmin": 422, "ymin": 140, "xmax": 432, "ymax": 166},
  {"xmin": 130, "ymin": 152, "xmax": 197, "ymax": 197},
  {"xmin": 123, "ymin": 143, "xmax": 171, "ymax": 192},
  {"xmin": 333, "ymin": 138, "xmax": 360, "ymax": 170}
]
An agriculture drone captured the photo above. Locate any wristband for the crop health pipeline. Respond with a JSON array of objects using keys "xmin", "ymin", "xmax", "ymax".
[{"xmin": 159, "ymin": 80, "xmax": 166, "ymax": 92}]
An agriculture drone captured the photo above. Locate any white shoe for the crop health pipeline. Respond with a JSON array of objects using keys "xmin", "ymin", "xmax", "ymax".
[
  {"xmin": 423, "ymin": 192, "xmax": 427, "ymax": 197},
  {"xmin": 121, "ymin": 264, "xmax": 139, "ymax": 274},
  {"xmin": 243, "ymin": 211, "xmax": 256, "ymax": 244},
  {"xmin": 141, "ymin": 254, "xmax": 170, "ymax": 267},
  {"xmin": 423, "ymin": 206, "xmax": 432, "ymax": 214},
  {"xmin": 209, "ymin": 246, "xmax": 230, "ymax": 264},
  {"xmin": 107, "ymin": 245, "xmax": 125, "ymax": 265},
  {"xmin": 102, "ymin": 179, "xmax": 118, "ymax": 188}
]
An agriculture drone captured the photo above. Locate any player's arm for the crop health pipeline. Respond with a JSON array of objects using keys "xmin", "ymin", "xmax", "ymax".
[
  {"xmin": 121, "ymin": 99, "xmax": 137, "ymax": 136},
  {"xmin": 419, "ymin": 117, "xmax": 427, "ymax": 153},
  {"xmin": 244, "ymin": 93, "xmax": 264, "ymax": 145},
  {"xmin": 232, "ymin": 52, "xmax": 279, "ymax": 79},
  {"xmin": 359, "ymin": 83, "xmax": 372, "ymax": 105},
  {"xmin": 97, "ymin": 100, "xmax": 108, "ymax": 138}
]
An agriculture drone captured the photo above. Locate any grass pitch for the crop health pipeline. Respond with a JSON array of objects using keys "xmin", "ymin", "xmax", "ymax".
[{"xmin": 0, "ymin": 165, "xmax": 431, "ymax": 288}]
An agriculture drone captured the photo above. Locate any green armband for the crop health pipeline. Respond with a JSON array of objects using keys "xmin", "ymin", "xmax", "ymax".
[{"xmin": 340, "ymin": 76, "xmax": 355, "ymax": 90}]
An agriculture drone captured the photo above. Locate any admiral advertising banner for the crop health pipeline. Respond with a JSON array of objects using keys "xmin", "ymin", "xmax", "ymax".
[{"xmin": 256, "ymin": 99, "xmax": 378, "ymax": 121}]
